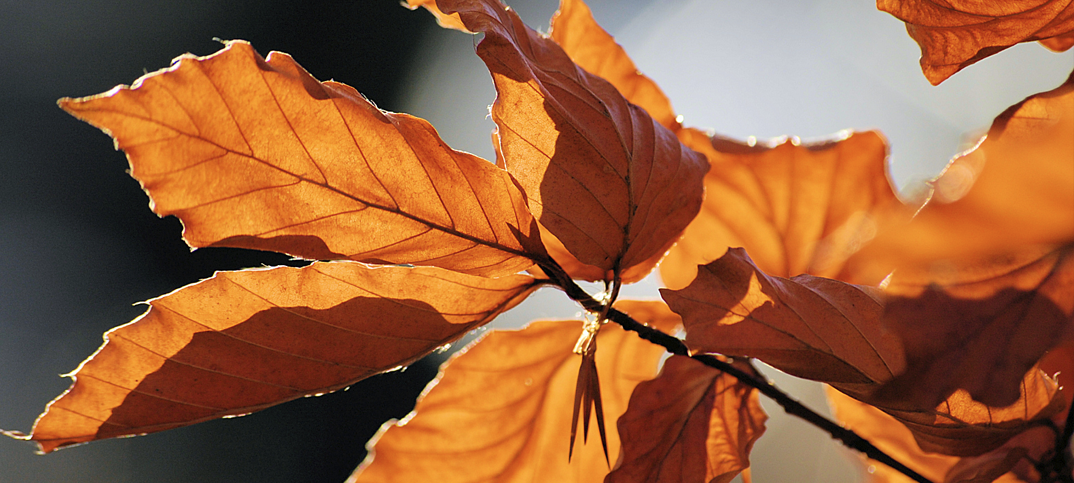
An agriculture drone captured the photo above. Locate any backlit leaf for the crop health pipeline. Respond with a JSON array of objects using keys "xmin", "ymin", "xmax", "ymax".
[
  {"xmin": 549, "ymin": 0, "xmax": 680, "ymax": 132},
  {"xmin": 437, "ymin": 0, "xmax": 708, "ymax": 279},
  {"xmin": 405, "ymin": 0, "xmax": 469, "ymax": 32},
  {"xmin": 827, "ymin": 386, "xmax": 1038, "ymax": 483},
  {"xmin": 23, "ymin": 263, "xmax": 538, "ymax": 453},
  {"xmin": 878, "ymin": 0, "xmax": 1074, "ymax": 84},
  {"xmin": 861, "ymin": 73, "xmax": 1074, "ymax": 409},
  {"xmin": 872, "ymin": 245, "xmax": 1074, "ymax": 410},
  {"xmin": 662, "ymin": 247, "xmax": 904, "ymax": 398},
  {"xmin": 873, "ymin": 369, "xmax": 1063, "ymax": 457},
  {"xmin": 60, "ymin": 40, "xmax": 543, "ymax": 277},
  {"xmin": 349, "ymin": 300, "xmax": 679, "ymax": 483},
  {"xmin": 661, "ymin": 130, "xmax": 905, "ymax": 290},
  {"xmin": 852, "ymin": 72, "xmax": 1074, "ymax": 281},
  {"xmin": 607, "ymin": 355, "xmax": 766, "ymax": 483}
]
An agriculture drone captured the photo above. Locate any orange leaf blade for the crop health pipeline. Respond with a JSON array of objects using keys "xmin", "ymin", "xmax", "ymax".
[
  {"xmin": 438, "ymin": 0, "xmax": 708, "ymax": 278},
  {"xmin": 59, "ymin": 40, "xmax": 542, "ymax": 277},
  {"xmin": 549, "ymin": 0, "xmax": 680, "ymax": 132},
  {"xmin": 26, "ymin": 263, "xmax": 537, "ymax": 452},
  {"xmin": 858, "ymin": 74, "xmax": 1074, "ymax": 409},
  {"xmin": 877, "ymin": 0, "xmax": 1074, "ymax": 84},
  {"xmin": 607, "ymin": 356, "xmax": 767, "ymax": 483},
  {"xmin": 350, "ymin": 301, "xmax": 678, "ymax": 483},
  {"xmin": 661, "ymin": 130, "xmax": 905, "ymax": 289},
  {"xmin": 662, "ymin": 247, "xmax": 904, "ymax": 394}
]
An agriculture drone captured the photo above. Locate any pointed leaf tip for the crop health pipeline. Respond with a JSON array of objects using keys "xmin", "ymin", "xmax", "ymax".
[
  {"xmin": 438, "ymin": 0, "xmax": 707, "ymax": 281},
  {"xmin": 60, "ymin": 40, "xmax": 543, "ymax": 277},
  {"xmin": 27, "ymin": 263, "xmax": 538, "ymax": 450}
]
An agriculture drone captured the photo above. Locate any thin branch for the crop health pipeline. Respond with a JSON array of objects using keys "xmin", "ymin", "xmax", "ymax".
[{"xmin": 539, "ymin": 260, "xmax": 935, "ymax": 483}]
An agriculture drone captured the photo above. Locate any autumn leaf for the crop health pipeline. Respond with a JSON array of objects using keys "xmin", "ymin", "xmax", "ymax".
[
  {"xmin": 436, "ymin": 0, "xmax": 708, "ymax": 280},
  {"xmin": 662, "ymin": 248, "xmax": 1064, "ymax": 458},
  {"xmin": 827, "ymin": 386, "xmax": 1042, "ymax": 483},
  {"xmin": 607, "ymin": 355, "xmax": 766, "ymax": 483},
  {"xmin": 874, "ymin": 370, "xmax": 1063, "ymax": 458},
  {"xmin": 1040, "ymin": 31, "xmax": 1074, "ymax": 52},
  {"xmin": 878, "ymin": 0, "xmax": 1074, "ymax": 84},
  {"xmin": 660, "ymin": 131, "xmax": 906, "ymax": 290},
  {"xmin": 860, "ymin": 72, "xmax": 1074, "ymax": 410},
  {"xmin": 404, "ymin": 0, "xmax": 469, "ymax": 32},
  {"xmin": 548, "ymin": 0, "xmax": 680, "ymax": 133},
  {"xmin": 59, "ymin": 40, "xmax": 546, "ymax": 277},
  {"xmin": 662, "ymin": 247, "xmax": 903, "ymax": 397},
  {"xmin": 349, "ymin": 300, "xmax": 679, "ymax": 483},
  {"xmin": 18, "ymin": 263, "xmax": 539, "ymax": 453},
  {"xmin": 853, "ymin": 72, "xmax": 1074, "ymax": 280}
]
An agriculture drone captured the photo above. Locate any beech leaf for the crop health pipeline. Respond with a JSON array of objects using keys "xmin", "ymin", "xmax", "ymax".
[
  {"xmin": 859, "ymin": 72, "xmax": 1074, "ymax": 409},
  {"xmin": 437, "ymin": 0, "xmax": 708, "ymax": 279},
  {"xmin": 878, "ymin": 0, "xmax": 1074, "ymax": 84},
  {"xmin": 661, "ymin": 130, "xmax": 905, "ymax": 290},
  {"xmin": 827, "ymin": 386, "xmax": 1045, "ymax": 483},
  {"xmin": 852, "ymin": 72, "xmax": 1074, "ymax": 281},
  {"xmin": 405, "ymin": 0, "xmax": 469, "ymax": 32},
  {"xmin": 607, "ymin": 355, "xmax": 767, "ymax": 483},
  {"xmin": 549, "ymin": 0, "xmax": 680, "ymax": 133},
  {"xmin": 21, "ymin": 263, "xmax": 538, "ymax": 453},
  {"xmin": 59, "ymin": 40, "xmax": 544, "ymax": 277},
  {"xmin": 872, "ymin": 369, "xmax": 1064, "ymax": 458},
  {"xmin": 349, "ymin": 300, "xmax": 679, "ymax": 483},
  {"xmin": 661, "ymin": 247, "xmax": 904, "ymax": 397},
  {"xmin": 873, "ymin": 245, "xmax": 1074, "ymax": 410}
]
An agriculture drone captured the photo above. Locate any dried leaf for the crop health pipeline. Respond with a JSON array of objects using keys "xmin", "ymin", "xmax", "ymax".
[
  {"xmin": 438, "ymin": 0, "xmax": 708, "ymax": 279},
  {"xmin": 607, "ymin": 355, "xmax": 767, "ymax": 483},
  {"xmin": 349, "ymin": 301, "xmax": 679, "ymax": 483},
  {"xmin": 663, "ymin": 248, "xmax": 1065, "ymax": 457},
  {"xmin": 860, "ymin": 73, "xmax": 1074, "ymax": 409},
  {"xmin": 661, "ymin": 130, "xmax": 905, "ymax": 290},
  {"xmin": 878, "ymin": 0, "xmax": 1074, "ymax": 84},
  {"xmin": 406, "ymin": 0, "xmax": 469, "ymax": 32},
  {"xmin": 662, "ymin": 247, "xmax": 904, "ymax": 396},
  {"xmin": 873, "ymin": 245, "xmax": 1074, "ymax": 410},
  {"xmin": 549, "ymin": 0, "xmax": 680, "ymax": 132},
  {"xmin": 59, "ymin": 40, "xmax": 544, "ymax": 277},
  {"xmin": 875, "ymin": 369, "xmax": 1063, "ymax": 457},
  {"xmin": 1040, "ymin": 31, "xmax": 1074, "ymax": 51},
  {"xmin": 826, "ymin": 386, "xmax": 1034, "ymax": 483},
  {"xmin": 22, "ymin": 263, "xmax": 538, "ymax": 452},
  {"xmin": 854, "ymin": 72, "xmax": 1074, "ymax": 280}
]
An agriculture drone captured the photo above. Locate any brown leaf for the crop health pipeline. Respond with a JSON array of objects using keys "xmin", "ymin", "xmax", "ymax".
[
  {"xmin": 826, "ymin": 386, "xmax": 1036, "ymax": 483},
  {"xmin": 878, "ymin": 0, "xmax": 1074, "ymax": 84},
  {"xmin": 349, "ymin": 301, "xmax": 679, "ymax": 483},
  {"xmin": 437, "ymin": 0, "xmax": 708, "ymax": 279},
  {"xmin": 876, "ymin": 369, "xmax": 1063, "ymax": 457},
  {"xmin": 607, "ymin": 355, "xmax": 767, "ymax": 483},
  {"xmin": 853, "ymin": 72, "xmax": 1074, "ymax": 281},
  {"xmin": 873, "ymin": 245, "xmax": 1074, "ymax": 410},
  {"xmin": 406, "ymin": 0, "xmax": 469, "ymax": 32},
  {"xmin": 662, "ymin": 247, "xmax": 904, "ymax": 396},
  {"xmin": 59, "ymin": 40, "xmax": 543, "ymax": 277},
  {"xmin": 661, "ymin": 130, "xmax": 905, "ymax": 290},
  {"xmin": 21, "ymin": 263, "xmax": 538, "ymax": 453},
  {"xmin": 1040, "ymin": 31, "xmax": 1074, "ymax": 51},
  {"xmin": 663, "ymin": 249, "xmax": 1066, "ymax": 458},
  {"xmin": 859, "ymin": 73, "xmax": 1074, "ymax": 409},
  {"xmin": 549, "ymin": 0, "xmax": 680, "ymax": 132}
]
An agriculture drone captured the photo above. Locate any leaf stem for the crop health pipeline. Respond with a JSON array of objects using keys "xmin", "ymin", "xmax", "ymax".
[{"xmin": 538, "ymin": 260, "xmax": 935, "ymax": 483}]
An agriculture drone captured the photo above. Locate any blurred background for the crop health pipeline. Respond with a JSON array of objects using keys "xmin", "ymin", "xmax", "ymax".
[{"xmin": 1, "ymin": 0, "xmax": 1070, "ymax": 481}]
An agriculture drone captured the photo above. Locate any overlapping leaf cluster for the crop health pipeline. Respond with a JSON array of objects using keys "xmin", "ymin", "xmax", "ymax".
[{"xmin": 6, "ymin": 0, "xmax": 1074, "ymax": 482}]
